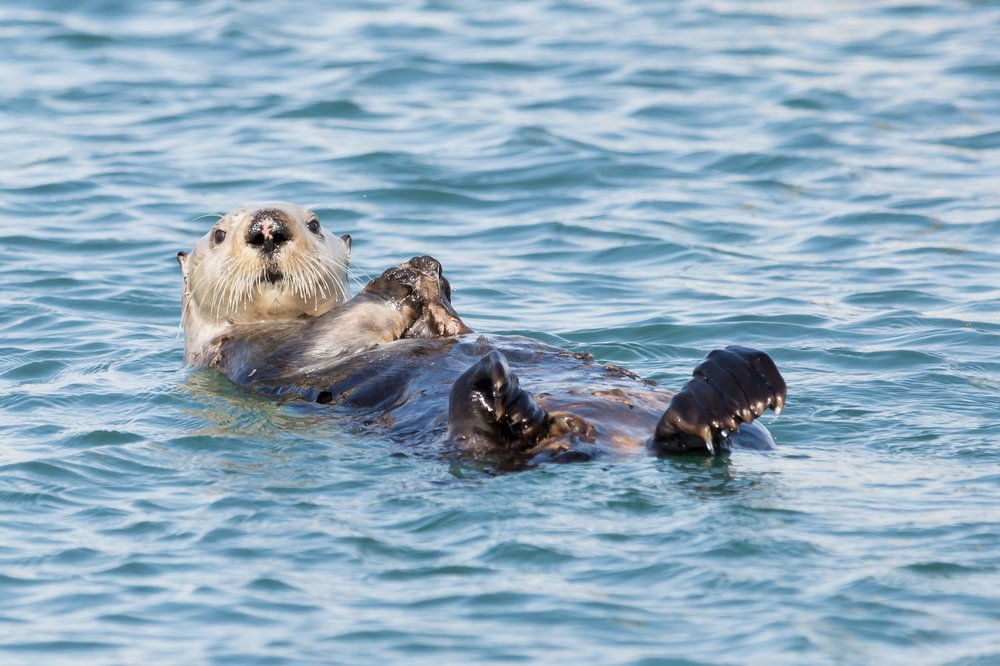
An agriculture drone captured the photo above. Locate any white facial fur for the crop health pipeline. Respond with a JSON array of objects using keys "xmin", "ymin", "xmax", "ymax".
[{"xmin": 178, "ymin": 202, "xmax": 351, "ymax": 365}]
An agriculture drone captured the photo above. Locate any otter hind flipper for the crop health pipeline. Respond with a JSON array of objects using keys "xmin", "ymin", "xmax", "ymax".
[
  {"xmin": 448, "ymin": 350, "xmax": 551, "ymax": 457},
  {"xmin": 650, "ymin": 346, "xmax": 786, "ymax": 456}
]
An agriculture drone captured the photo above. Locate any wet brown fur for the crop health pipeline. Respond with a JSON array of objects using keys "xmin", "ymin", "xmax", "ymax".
[{"xmin": 189, "ymin": 252, "xmax": 785, "ymax": 468}]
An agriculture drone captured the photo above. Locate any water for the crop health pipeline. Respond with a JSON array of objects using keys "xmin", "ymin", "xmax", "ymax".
[{"xmin": 2, "ymin": 0, "xmax": 999, "ymax": 663}]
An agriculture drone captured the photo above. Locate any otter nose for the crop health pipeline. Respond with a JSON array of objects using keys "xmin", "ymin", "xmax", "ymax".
[{"xmin": 246, "ymin": 218, "xmax": 291, "ymax": 254}]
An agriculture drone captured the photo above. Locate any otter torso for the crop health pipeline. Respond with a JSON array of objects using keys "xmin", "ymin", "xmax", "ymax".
[{"xmin": 216, "ymin": 331, "xmax": 675, "ymax": 464}]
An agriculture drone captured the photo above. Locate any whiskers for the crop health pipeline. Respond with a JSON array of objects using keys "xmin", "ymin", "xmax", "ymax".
[
  {"xmin": 282, "ymin": 249, "xmax": 351, "ymax": 312},
  {"xmin": 302, "ymin": 202, "xmax": 375, "ymax": 289},
  {"xmin": 189, "ymin": 251, "xmax": 260, "ymax": 321},
  {"xmin": 190, "ymin": 212, "xmax": 223, "ymax": 225},
  {"xmin": 186, "ymin": 246, "xmax": 353, "ymax": 323},
  {"xmin": 344, "ymin": 263, "xmax": 374, "ymax": 290}
]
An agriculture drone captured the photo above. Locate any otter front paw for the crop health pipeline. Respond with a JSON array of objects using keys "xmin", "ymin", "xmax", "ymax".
[
  {"xmin": 363, "ymin": 256, "xmax": 472, "ymax": 338},
  {"xmin": 399, "ymin": 256, "xmax": 472, "ymax": 338},
  {"xmin": 650, "ymin": 346, "xmax": 786, "ymax": 455}
]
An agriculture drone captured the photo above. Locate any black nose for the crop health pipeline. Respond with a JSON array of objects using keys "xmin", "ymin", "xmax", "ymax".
[{"xmin": 246, "ymin": 218, "xmax": 291, "ymax": 254}]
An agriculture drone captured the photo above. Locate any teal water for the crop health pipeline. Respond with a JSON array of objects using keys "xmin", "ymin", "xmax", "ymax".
[{"xmin": 2, "ymin": 0, "xmax": 999, "ymax": 663}]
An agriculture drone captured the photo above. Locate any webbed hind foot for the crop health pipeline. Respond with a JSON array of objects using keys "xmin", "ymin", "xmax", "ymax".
[
  {"xmin": 650, "ymin": 345, "xmax": 787, "ymax": 456},
  {"xmin": 448, "ymin": 350, "xmax": 551, "ymax": 457}
]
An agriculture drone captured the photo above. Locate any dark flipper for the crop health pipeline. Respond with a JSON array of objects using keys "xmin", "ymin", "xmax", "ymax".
[
  {"xmin": 448, "ymin": 350, "xmax": 550, "ymax": 456},
  {"xmin": 650, "ymin": 346, "xmax": 787, "ymax": 456}
]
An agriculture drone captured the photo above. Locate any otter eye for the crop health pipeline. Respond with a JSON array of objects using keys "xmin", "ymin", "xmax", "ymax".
[
  {"xmin": 213, "ymin": 229, "xmax": 226, "ymax": 244},
  {"xmin": 307, "ymin": 218, "xmax": 321, "ymax": 234}
]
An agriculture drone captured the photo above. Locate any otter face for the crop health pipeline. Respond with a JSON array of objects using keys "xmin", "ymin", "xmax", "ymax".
[{"xmin": 178, "ymin": 202, "xmax": 351, "ymax": 336}]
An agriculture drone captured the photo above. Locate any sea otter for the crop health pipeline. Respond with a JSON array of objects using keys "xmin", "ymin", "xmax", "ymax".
[{"xmin": 178, "ymin": 203, "xmax": 787, "ymax": 467}]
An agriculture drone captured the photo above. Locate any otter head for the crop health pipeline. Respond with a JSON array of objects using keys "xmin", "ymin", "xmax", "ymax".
[{"xmin": 177, "ymin": 202, "xmax": 352, "ymax": 365}]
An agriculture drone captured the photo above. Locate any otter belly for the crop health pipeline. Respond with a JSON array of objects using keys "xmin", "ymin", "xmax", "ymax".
[{"xmin": 219, "ymin": 333, "xmax": 696, "ymax": 465}]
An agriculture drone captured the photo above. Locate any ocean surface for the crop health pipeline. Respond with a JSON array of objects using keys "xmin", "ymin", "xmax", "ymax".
[{"xmin": 2, "ymin": 0, "xmax": 999, "ymax": 663}]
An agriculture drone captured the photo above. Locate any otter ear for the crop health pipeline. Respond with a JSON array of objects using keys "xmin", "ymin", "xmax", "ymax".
[
  {"xmin": 177, "ymin": 251, "xmax": 189, "ymax": 279},
  {"xmin": 340, "ymin": 234, "xmax": 352, "ymax": 257}
]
